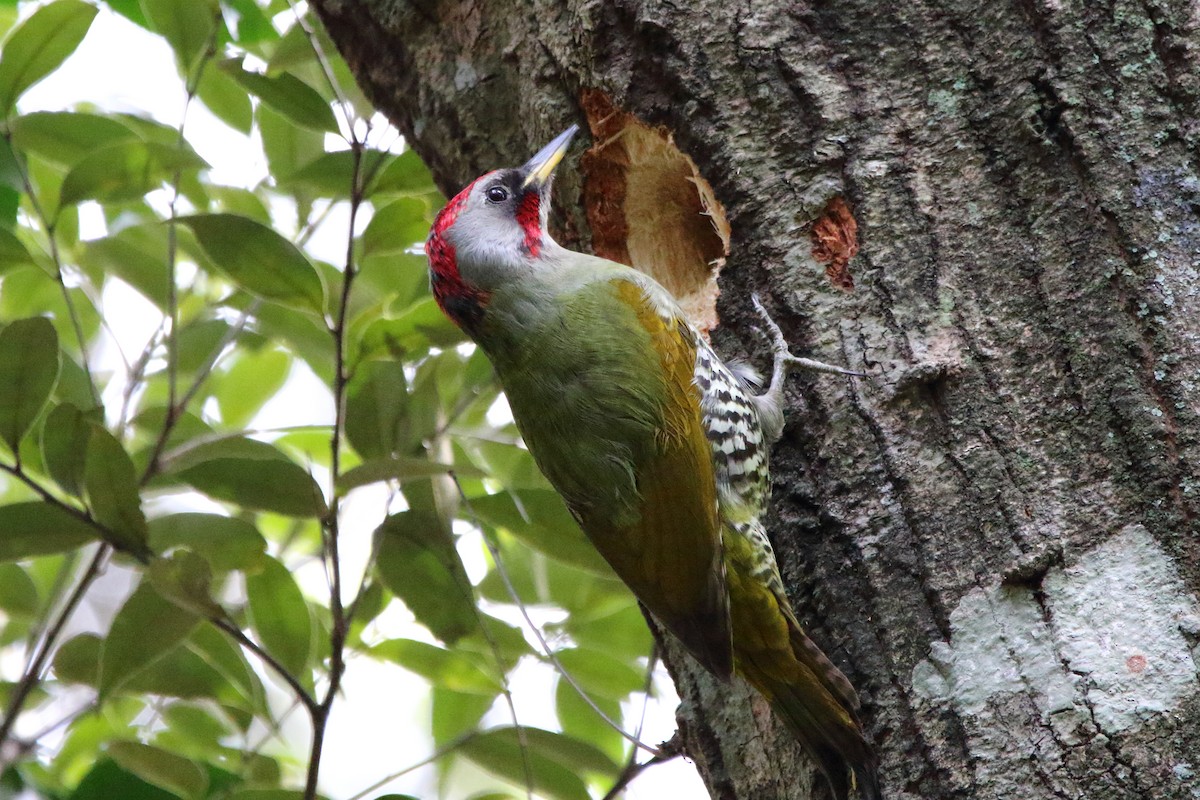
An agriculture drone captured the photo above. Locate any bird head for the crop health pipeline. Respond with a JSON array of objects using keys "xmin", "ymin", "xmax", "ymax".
[{"xmin": 427, "ymin": 125, "xmax": 579, "ymax": 329}]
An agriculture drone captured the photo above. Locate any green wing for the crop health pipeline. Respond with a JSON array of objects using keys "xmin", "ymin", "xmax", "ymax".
[{"xmin": 495, "ymin": 277, "xmax": 733, "ymax": 678}]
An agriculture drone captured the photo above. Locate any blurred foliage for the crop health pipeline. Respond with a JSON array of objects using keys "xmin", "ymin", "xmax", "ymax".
[{"xmin": 0, "ymin": 1, "xmax": 657, "ymax": 799}]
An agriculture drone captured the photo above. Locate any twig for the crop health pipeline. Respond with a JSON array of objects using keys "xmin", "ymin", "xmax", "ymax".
[
  {"xmin": 0, "ymin": 544, "xmax": 109, "ymax": 765},
  {"xmin": 599, "ymin": 732, "xmax": 683, "ymax": 800},
  {"xmin": 286, "ymin": 1, "xmax": 356, "ymax": 139},
  {"xmin": 0, "ymin": 462, "xmax": 108, "ymax": 536},
  {"xmin": 450, "ymin": 475, "xmax": 666, "ymax": 758},
  {"xmin": 444, "ymin": 473, "xmax": 534, "ymax": 800},
  {"xmin": 209, "ymin": 617, "xmax": 318, "ymax": 717},
  {"xmin": 303, "ymin": 114, "xmax": 367, "ymax": 800},
  {"xmin": 345, "ymin": 731, "xmax": 482, "ymax": 800},
  {"xmin": 138, "ymin": 28, "xmax": 222, "ymax": 485},
  {"xmin": 138, "ymin": 299, "xmax": 260, "ymax": 485},
  {"xmin": 1, "ymin": 132, "xmax": 99, "ymax": 407}
]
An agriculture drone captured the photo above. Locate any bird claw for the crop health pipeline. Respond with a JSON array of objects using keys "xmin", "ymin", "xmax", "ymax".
[{"xmin": 750, "ymin": 293, "xmax": 863, "ymax": 378}]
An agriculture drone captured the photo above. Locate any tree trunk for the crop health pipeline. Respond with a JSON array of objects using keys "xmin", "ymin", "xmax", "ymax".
[{"xmin": 311, "ymin": 0, "xmax": 1200, "ymax": 797}]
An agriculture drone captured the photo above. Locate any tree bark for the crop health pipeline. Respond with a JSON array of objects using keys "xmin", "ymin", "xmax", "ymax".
[{"xmin": 311, "ymin": 1, "xmax": 1200, "ymax": 797}]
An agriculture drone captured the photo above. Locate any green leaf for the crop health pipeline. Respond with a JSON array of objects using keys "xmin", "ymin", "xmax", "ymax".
[
  {"xmin": 167, "ymin": 437, "xmax": 327, "ymax": 517},
  {"xmin": 209, "ymin": 185, "xmax": 270, "ymax": 223},
  {"xmin": 56, "ymin": 631, "xmax": 231, "ymax": 701},
  {"xmin": 564, "ymin": 602, "xmax": 652, "ymax": 663},
  {"xmin": 41, "ymin": 402, "xmax": 95, "ymax": 495},
  {"xmin": 69, "ymin": 759, "xmax": 187, "ymax": 800},
  {"xmin": 79, "ymin": 223, "xmax": 171, "ymax": 309},
  {"xmin": 245, "ymin": 299, "xmax": 334, "ymax": 382},
  {"xmin": 0, "ymin": 224, "xmax": 33, "ymax": 273},
  {"xmin": 139, "ymin": 0, "xmax": 218, "ymax": 75},
  {"xmin": 84, "ymin": 426, "xmax": 151, "ymax": 557},
  {"xmin": 277, "ymin": 149, "xmax": 391, "ymax": 198},
  {"xmin": 0, "ymin": 0, "xmax": 99, "ymax": 117},
  {"xmin": 372, "ymin": 638, "xmax": 499, "ymax": 694},
  {"xmin": 337, "ymin": 456, "xmax": 472, "ymax": 493},
  {"xmin": 0, "ymin": 501, "xmax": 97, "ymax": 560},
  {"xmin": 214, "ymin": 347, "xmax": 291, "ymax": 429},
  {"xmin": 105, "ymin": 0, "xmax": 150, "ymax": 27},
  {"xmin": 221, "ymin": 61, "xmax": 337, "ymax": 132},
  {"xmin": 0, "ymin": 134, "xmax": 21, "ymax": 193},
  {"xmin": 9, "ymin": 111, "xmax": 137, "ymax": 165},
  {"xmin": 99, "ymin": 579, "xmax": 201, "ymax": 697},
  {"xmin": 147, "ymin": 549, "xmax": 223, "ymax": 618},
  {"xmin": 188, "ymin": 624, "xmax": 266, "ymax": 711},
  {"xmin": 222, "ymin": 0, "xmax": 277, "ymax": 45},
  {"xmin": 178, "ymin": 213, "xmax": 325, "ymax": 312},
  {"xmin": 174, "ymin": 318, "xmax": 232, "ymax": 372},
  {"xmin": 228, "ymin": 791, "xmax": 324, "ymax": 800},
  {"xmin": 245, "ymin": 556, "xmax": 312, "ymax": 679},
  {"xmin": 112, "ymin": 111, "xmax": 185, "ymax": 145},
  {"xmin": 0, "ymin": 563, "xmax": 37, "ymax": 617},
  {"xmin": 344, "ymin": 360, "xmax": 409, "ymax": 459},
  {"xmin": 195, "ymin": 61, "xmax": 252, "ymax": 133},
  {"xmin": 148, "ymin": 512, "xmax": 266, "ymax": 571},
  {"xmin": 266, "ymin": 14, "xmax": 318, "ymax": 72},
  {"xmin": 359, "ymin": 297, "xmax": 466, "ymax": 359},
  {"xmin": 555, "ymin": 678, "xmax": 625, "ymax": 765},
  {"xmin": 432, "ymin": 686, "xmax": 493, "ymax": 749},
  {"xmin": 59, "ymin": 141, "xmax": 209, "ymax": 206},
  {"xmin": 457, "ymin": 613, "xmax": 532, "ymax": 671},
  {"xmin": 461, "ymin": 727, "xmax": 619, "ymax": 800},
  {"xmin": 158, "ymin": 703, "xmax": 232, "ymax": 752},
  {"xmin": 372, "ymin": 149, "xmax": 436, "ymax": 195},
  {"xmin": 374, "ymin": 510, "xmax": 477, "ymax": 645},
  {"xmin": 554, "ymin": 647, "xmax": 645, "ymax": 700},
  {"xmin": 107, "ymin": 741, "xmax": 208, "ymax": 800},
  {"xmin": 471, "ymin": 490, "xmax": 612, "ymax": 575},
  {"xmin": 354, "ymin": 252, "xmax": 429, "ymax": 316},
  {"xmin": 257, "ymin": 104, "xmax": 323, "ymax": 186},
  {"xmin": 362, "ymin": 197, "xmax": 430, "ymax": 256},
  {"xmin": 0, "ymin": 316, "xmax": 59, "ymax": 453}
]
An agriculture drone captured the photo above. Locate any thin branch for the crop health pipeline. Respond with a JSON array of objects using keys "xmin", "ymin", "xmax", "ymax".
[
  {"xmin": 303, "ymin": 117, "xmax": 367, "ymax": 800},
  {"xmin": 26, "ymin": 699, "xmax": 98, "ymax": 745},
  {"xmin": 243, "ymin": 695, "xmax": 304, "ymax": 759},
  {"xmin": 209, "ymin": 616, "xmax": 318, "ymax": 716},
  {"xmin": 599, "ymin": 652, "xmax": 673, "ymax": 800},
  {"xmin": 345, "ymin": 731, "xmax": 482, "ymax": 800},
  {"xmin": 286, "ymin": 1, "xmax": 356, "ymax": 139},
  {"xmin": 1, "ymin": 132, "xmax": 99, "ymax": 407},
  {"xmin": 118, "ymin": 322, "xmax": 168, "ymax": 433},
  {"xmin": 599, "ymin": 732, "xmax": 683, "ymax": 800},
  {"xmin": 0, "ymin": 462, "xmax": 108, "ymax": 535},
  {"xmin": 139, "ymin": 299, "xmax": 260, "ymax": 485},
  {"xmin": 0, "ymin": 544, "xmax": 109, "ymax": 766},
  {"xmin": 450, "ymin": 475, "xmax": 666, "ymax": 758},
  {"xmin": 138, "ymin": 26, "xmax": 221, "ymax": 484},
  {"xmin": 444, "ymin": 474, "xmax": 534, "ymax": 800},
  {"xmin": 18, "ymin": 551, "xmax": 78, "ymax": 678}
]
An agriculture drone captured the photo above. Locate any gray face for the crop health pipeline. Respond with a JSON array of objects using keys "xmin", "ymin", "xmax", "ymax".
[{"xmin": 446, "ymin": 168, "xmax": 551, "ymax": 292}]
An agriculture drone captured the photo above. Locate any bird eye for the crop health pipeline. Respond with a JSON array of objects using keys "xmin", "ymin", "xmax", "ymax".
[{"xmin": 485, "ymin": 186, "xmax": 509, "ymax": 203}]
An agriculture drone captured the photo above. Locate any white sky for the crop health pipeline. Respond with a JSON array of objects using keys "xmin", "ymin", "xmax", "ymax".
[{"xmin": 13, "ymin": 3, "xmax": 709, "ymax": 799}]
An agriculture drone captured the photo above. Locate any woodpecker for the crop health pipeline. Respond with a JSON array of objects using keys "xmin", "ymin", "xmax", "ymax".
[{"xmin": 426, "ymin": 125, "xmax": 881, "ymax": 800}]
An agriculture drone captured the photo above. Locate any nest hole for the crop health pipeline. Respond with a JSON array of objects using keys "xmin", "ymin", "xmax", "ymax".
[{"xmin": 579, "ymin": 90, "xmax": 729, "ymax": 334}]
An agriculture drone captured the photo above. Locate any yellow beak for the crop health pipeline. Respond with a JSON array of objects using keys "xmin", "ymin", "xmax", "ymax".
[{"xmin": 520, "ymin": 124, "xmax": 579, "ymax": 189}]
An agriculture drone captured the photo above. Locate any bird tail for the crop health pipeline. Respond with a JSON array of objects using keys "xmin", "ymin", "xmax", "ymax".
[{"xmin": 739, "ymin": 621, "xmax": 881, "ymax": 800}]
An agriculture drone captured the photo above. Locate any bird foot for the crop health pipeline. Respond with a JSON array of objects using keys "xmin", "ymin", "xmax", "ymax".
[{"xmin": 750, "ymin": 294, "xmax": 863, "ymax": 379}]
